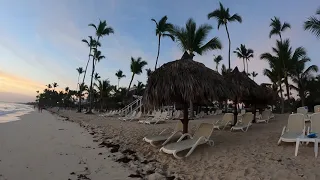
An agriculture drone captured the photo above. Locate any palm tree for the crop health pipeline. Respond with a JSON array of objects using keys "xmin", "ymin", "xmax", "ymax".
[
  {"xmin": 133, "ymin": 81, "xmax": 145, "ymax": 96},
  {"xmin": 145, "ymin": 68, "xmax": 153, "ymax": 78},
  {"xmin": 115, "ymin": 70, "xmax": 126, "ymax": 89},
  {"xmin": 81, "ymin": 36, "xmax": 100, "ymax": 83},
  {"xmin": 208, "ymin": 2, "xmax": 242, "ymax": 69},
  {"xmin": 233, "ymin": 44, "xmax": 254, "ymax": 73},
  {"xmin": 52, "ymin": 82, "xmax": 58, "ymax": 91},
  {"xmin": 171, "ymin": 18, "xmax": 222, "ymax": 118},
  {"xmin": 291, "ymin": 58, "xmax": 318, "ymax": 106},
  {"xmin": 128, "ymin": 57, "xmax": 148, "ymax": 91},
  {"xmin": 76, "ymin": 67, "xmax": 84, "ymax": 90},
  {"xmin": 65, "ymin": 87, "xmax": 69, "ymax": 93},
  {"xmin": 94, "ymin": 79, "xmax": 112, "ymax": 110},
  {"xmin": 89, "ymin": 20, "xmax": 114, "ymax": 45},
  {"xmin": 269, "ymin": 17, "xmax": 291, "ymax": 41},
  {"xmin": 46, "ymin": 84, "xmax": 52, "ymax": 90},
  {"xmin": 213, "ymin": 55, "xmax": 223, "ymax": 71},
  {"xmin": 262, "ymin": 39, "xmax": 306, "ymax": 101},
  {"xmin": 251, "ymin": 71, "xmax": 258, "ymax": 81},
  {"xmin": 151, "ymin": 16, "xmax": 175, "ymax": 70},
  {"xmin": 171, "ymin": 18, "xmax": 222, "ymax": 59},
  {"xmin": 304, "ymin": 7, "xmax": 320, "ymax": 38},
  {"xmin": 94, "ymin": 72, "xmax": 101, "ymax": 81},
  {"xmin": 88, "ymin": 20, "xmax": 114, "ymax": 113},
  {"xmin": 88, "ymin": 50, "xmax": 105, "ymax": 112}
]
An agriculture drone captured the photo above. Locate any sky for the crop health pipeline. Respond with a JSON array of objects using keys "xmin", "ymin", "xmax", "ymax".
[{"xmin": 0, "ymin": 0, "xmax": 319, "ymax": 102}]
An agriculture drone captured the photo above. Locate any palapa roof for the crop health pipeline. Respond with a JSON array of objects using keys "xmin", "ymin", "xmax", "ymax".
[
  {"xmin": 224, "ymin": 67, "xmax": 260, "ymax": 100},
  {"xmin": 143, "ymin": 57, "xmax": 231, "ymax": 108}
]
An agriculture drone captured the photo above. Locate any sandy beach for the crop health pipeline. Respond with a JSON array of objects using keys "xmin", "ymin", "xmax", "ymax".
[
  {"xmin": 0, "ymin": 110, "xmax": 134, "ymax": 180},
  {"xmin": 52, "ymin": 109, "xmax": 320, "ymax": 180}
]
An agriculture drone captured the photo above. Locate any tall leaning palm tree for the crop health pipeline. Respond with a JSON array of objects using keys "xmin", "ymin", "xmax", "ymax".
[
  {"xmin": 115, "ymin": 69, "xmax": 126, "ymax": 89},
  {"xmin": 88, "ymin": 20, "xmax": 114, "ymax": 113},
  {"xmin": 304, "ymin": 7, "xmax": 320, "ymax": 38},
  {"xmin": 171, "ymin": 18, "xmax": 222, "ymax": 118},
  {"xmin": 269, "ymin": 17, "xmax": 291, "ymax": 41},
  {"xmin": 171, "ymin": 18, "xmax": 222, "ymax": 59},
  {"xmin": 151, "ymin": 16, "xmax": 175, "ymax": 70},
  {"xmin": 88, "ymin": 49, "xmax": 105, "ymax": 113},
  {"xmin": 208, "ymin": 2, "xmax": 242, "ymax": 69},
  {"xmin": 128, "ymin": 57, "xmax": 148, "ymax": 91},
  {"xmin": 76, "ymin": 67, "xmax": 84, "ymax": 91},
  {"xmin": 213, "ymin": 55, "xmax": 223, "ymax": 71},
  {"xmin": 79, "ymin": 36, "xmax": 100, "ymax": 112}
]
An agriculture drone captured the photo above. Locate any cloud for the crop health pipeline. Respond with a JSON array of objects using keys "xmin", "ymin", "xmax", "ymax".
[{"xmin": 0, "ymin": 71, "xmax": 45, "ymax": 95}]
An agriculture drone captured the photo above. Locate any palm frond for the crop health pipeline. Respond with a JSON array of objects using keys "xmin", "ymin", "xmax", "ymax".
[
  {"xmin": 229, "ymin": 13, "xmax": 242, "ymax": 23},
  {"xmin": 304, "ymin": 16, "xmax": 320, "ymax": 38}
]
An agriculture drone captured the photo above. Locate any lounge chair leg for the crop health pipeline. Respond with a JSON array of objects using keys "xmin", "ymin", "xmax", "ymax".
[
  {"xmin": 277, "ymin": 138, "xmax": 282, "ymax": 145},
  {"xmin": 173, "ymin": 151, "xmax": 184, "ymax": 159}
]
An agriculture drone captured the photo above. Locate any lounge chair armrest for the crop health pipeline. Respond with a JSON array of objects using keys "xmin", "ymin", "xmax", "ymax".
[
  {"xmin": 162, "ymin": 131, "xmax": 182, "ymax": 146},
  {"xmin": 281, "ymin": 126, "xmax": 286, "ymax": 135},
  {"xmin": 307, "ymin": 126, "xmax": 310, "ymax": 135},
  {"xmin": 159, "ymin": 128, "xmax": 169, "ymax": 135},
  {"xmin": 177, "ymin": 133, "xmax": 192, "ymax": 142}
]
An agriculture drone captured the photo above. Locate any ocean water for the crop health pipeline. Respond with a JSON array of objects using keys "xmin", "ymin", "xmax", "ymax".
[{"xmin": 0, "ymin": 102, "xmax": 34, "ymax": 123}]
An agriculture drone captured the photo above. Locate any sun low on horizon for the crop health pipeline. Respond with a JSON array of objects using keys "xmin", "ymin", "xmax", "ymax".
[{"xmin": 0, "ymin": 0, "xmax": 319, "ymax": 102}]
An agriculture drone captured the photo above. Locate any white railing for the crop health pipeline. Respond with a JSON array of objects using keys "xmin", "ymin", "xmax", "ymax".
[{"xmin": 119, "ymin": 96, "xmax": 143, "ymax": 116}]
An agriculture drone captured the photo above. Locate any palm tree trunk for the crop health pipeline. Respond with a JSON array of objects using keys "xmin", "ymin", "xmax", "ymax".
[
  {"xmin": 246, "ymin": 59, "xmax": 249, "ymax": 73},
  {"xmin": 181, "ymin": 103, "xmax": 189, "ymax": 133},
  {"xmin": 225, "ymin": 24, "xmax": 231, "ymax": 70},
  {"xmin": 242, "ymin": 58, "xmax": 245, "ymax": 72},
  {"xmin": 284, "ymin": 77, "xmax": 291, "ymax": 100},
  {"xmin": 279, "ymin": 83, "xmax": 284, "ymax": 114},
  {"xmin": 233, "ymin": 97, "xmax": 238, "ymax": 125},
  {"xmin": 78, "ymin": 48, "xmax": 92, "ymax": 112},
  {"xmin": 154, "ymin": 35, "xmax": 161, "ymax": 70},
  {"xmin": 189, "ymin": 100, "xmax": 194, "ymax": 118},
  {"xmin": 128, "ymin": 73, "xmax": 135, "ymax": 91},
  {"xmin": 279, "ymin": 33, "xmax": 282, "ymax": 42},
  {"xmin": 216, "ymin": 63, "xmax": 218, "ymax": 71},
  {"xmin": 88, "ymin": 58, "xmax": 95, "ymax": 113},
  {"xmin": 117, "ymin": 79, "xmax": 120, "ymax": 89}
]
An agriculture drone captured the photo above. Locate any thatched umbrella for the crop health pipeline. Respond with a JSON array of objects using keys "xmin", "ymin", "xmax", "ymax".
[
  {"xmin": 224, "ymin": 67, "xmax": 260, "ymax": 124},
  {"xmin": 144, "ymin": 55, "xmax": 231, "ymax": 133}
]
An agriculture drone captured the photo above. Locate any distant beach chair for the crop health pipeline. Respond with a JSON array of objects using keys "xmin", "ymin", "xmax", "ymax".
[
  {"xmin": 214, "ymin": 113, "xmax": 234, "ymax": 130},
  {"xmin": 143, "ymin": 121, "xmax": 184, "ymax": 147},
  {"xmin": 308, "ymin": 113, "xmax": 320, "ymax": 135},
  {"xmin": 120, "ymin": 111, "xmax": 136, "ymax": 121},
  {"xmin": 277, "ymin": 113, "xmax": 305, "ymax": 145},
  {"xmin": 230, "ymin": 113, "xmax": 254, "ymax": 132},
  {"xmin": 195, "ymin": 111, "xmax": 205, "ymax": 119},
  {"xmin": 214, "ymin": 109, "xmax": 223, "ymax": 115},
  {"xmin": 138, "ymin": 111, "xmax": 161, "ymax": 124},
  {"xmin": 173, "ymin": 110, "xmax": 182, "ymax": 120},
  {"xmin": 159, "ymin": 123, "xmax": 214, "ymax": 159},
  {"xmin": 144, "ymin": 111, "xmax": 168, "ymax": 124},
  {"xmin": 297, "ymin": 107, "xmax": 310, "ymax": 122},
  {"xmin": 126, "ymin": 111, "xmax": 142, "ymax": 122},
  {"xmin": 314, "ymin": 105, "xmax": 320, "ymax": 113},
  {"xmin": 256, "ymin": 110, "xmax": 271, "ymax": 123}
]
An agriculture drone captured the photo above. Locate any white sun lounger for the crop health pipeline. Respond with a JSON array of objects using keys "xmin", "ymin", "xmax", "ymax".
[
  {"xmin": 143, "ymin": 121, "xmax": 184, "ymax": 147},
  {"xmin": 231, "ymin": 113, "xmax": 254, "ymax": 132},
  {"xmin": 144, "ymin": 112, "xmax": 168, "ymax": 124},
  {"xmin": 124, "ymin": 111, "xmax": 142, "ymax": 122},
  {"xmin": 314, "ymin": 105, "xmax": 320, "ymax": 113},
  {"xmin": 256, "ymin": 110, "xmax": 271, "ymax": 123},
  {"xmin": 214, "ymin": 113, "xmax": 234, "ymax": 130},
  {"xmin": 138, "ymin": 111, "xmax": 161, "ymax": 124},
  {"xmin": 120, "ymin": 111, "xmax": 136, "ymax": 121},
  {"xmin": 308, "ymin": 113, "xmax": 320, "ymax": 135},
  {"xmin": 277, "ymin": 113, "xmax": 305, "ymax": 145},
  {"xmin": 159, "ymin": 123, "xmax": 214, "ymax": 159},
  {"xmin": 297, "ymin": 107, "xmax": 310, "ymax": 122}
]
